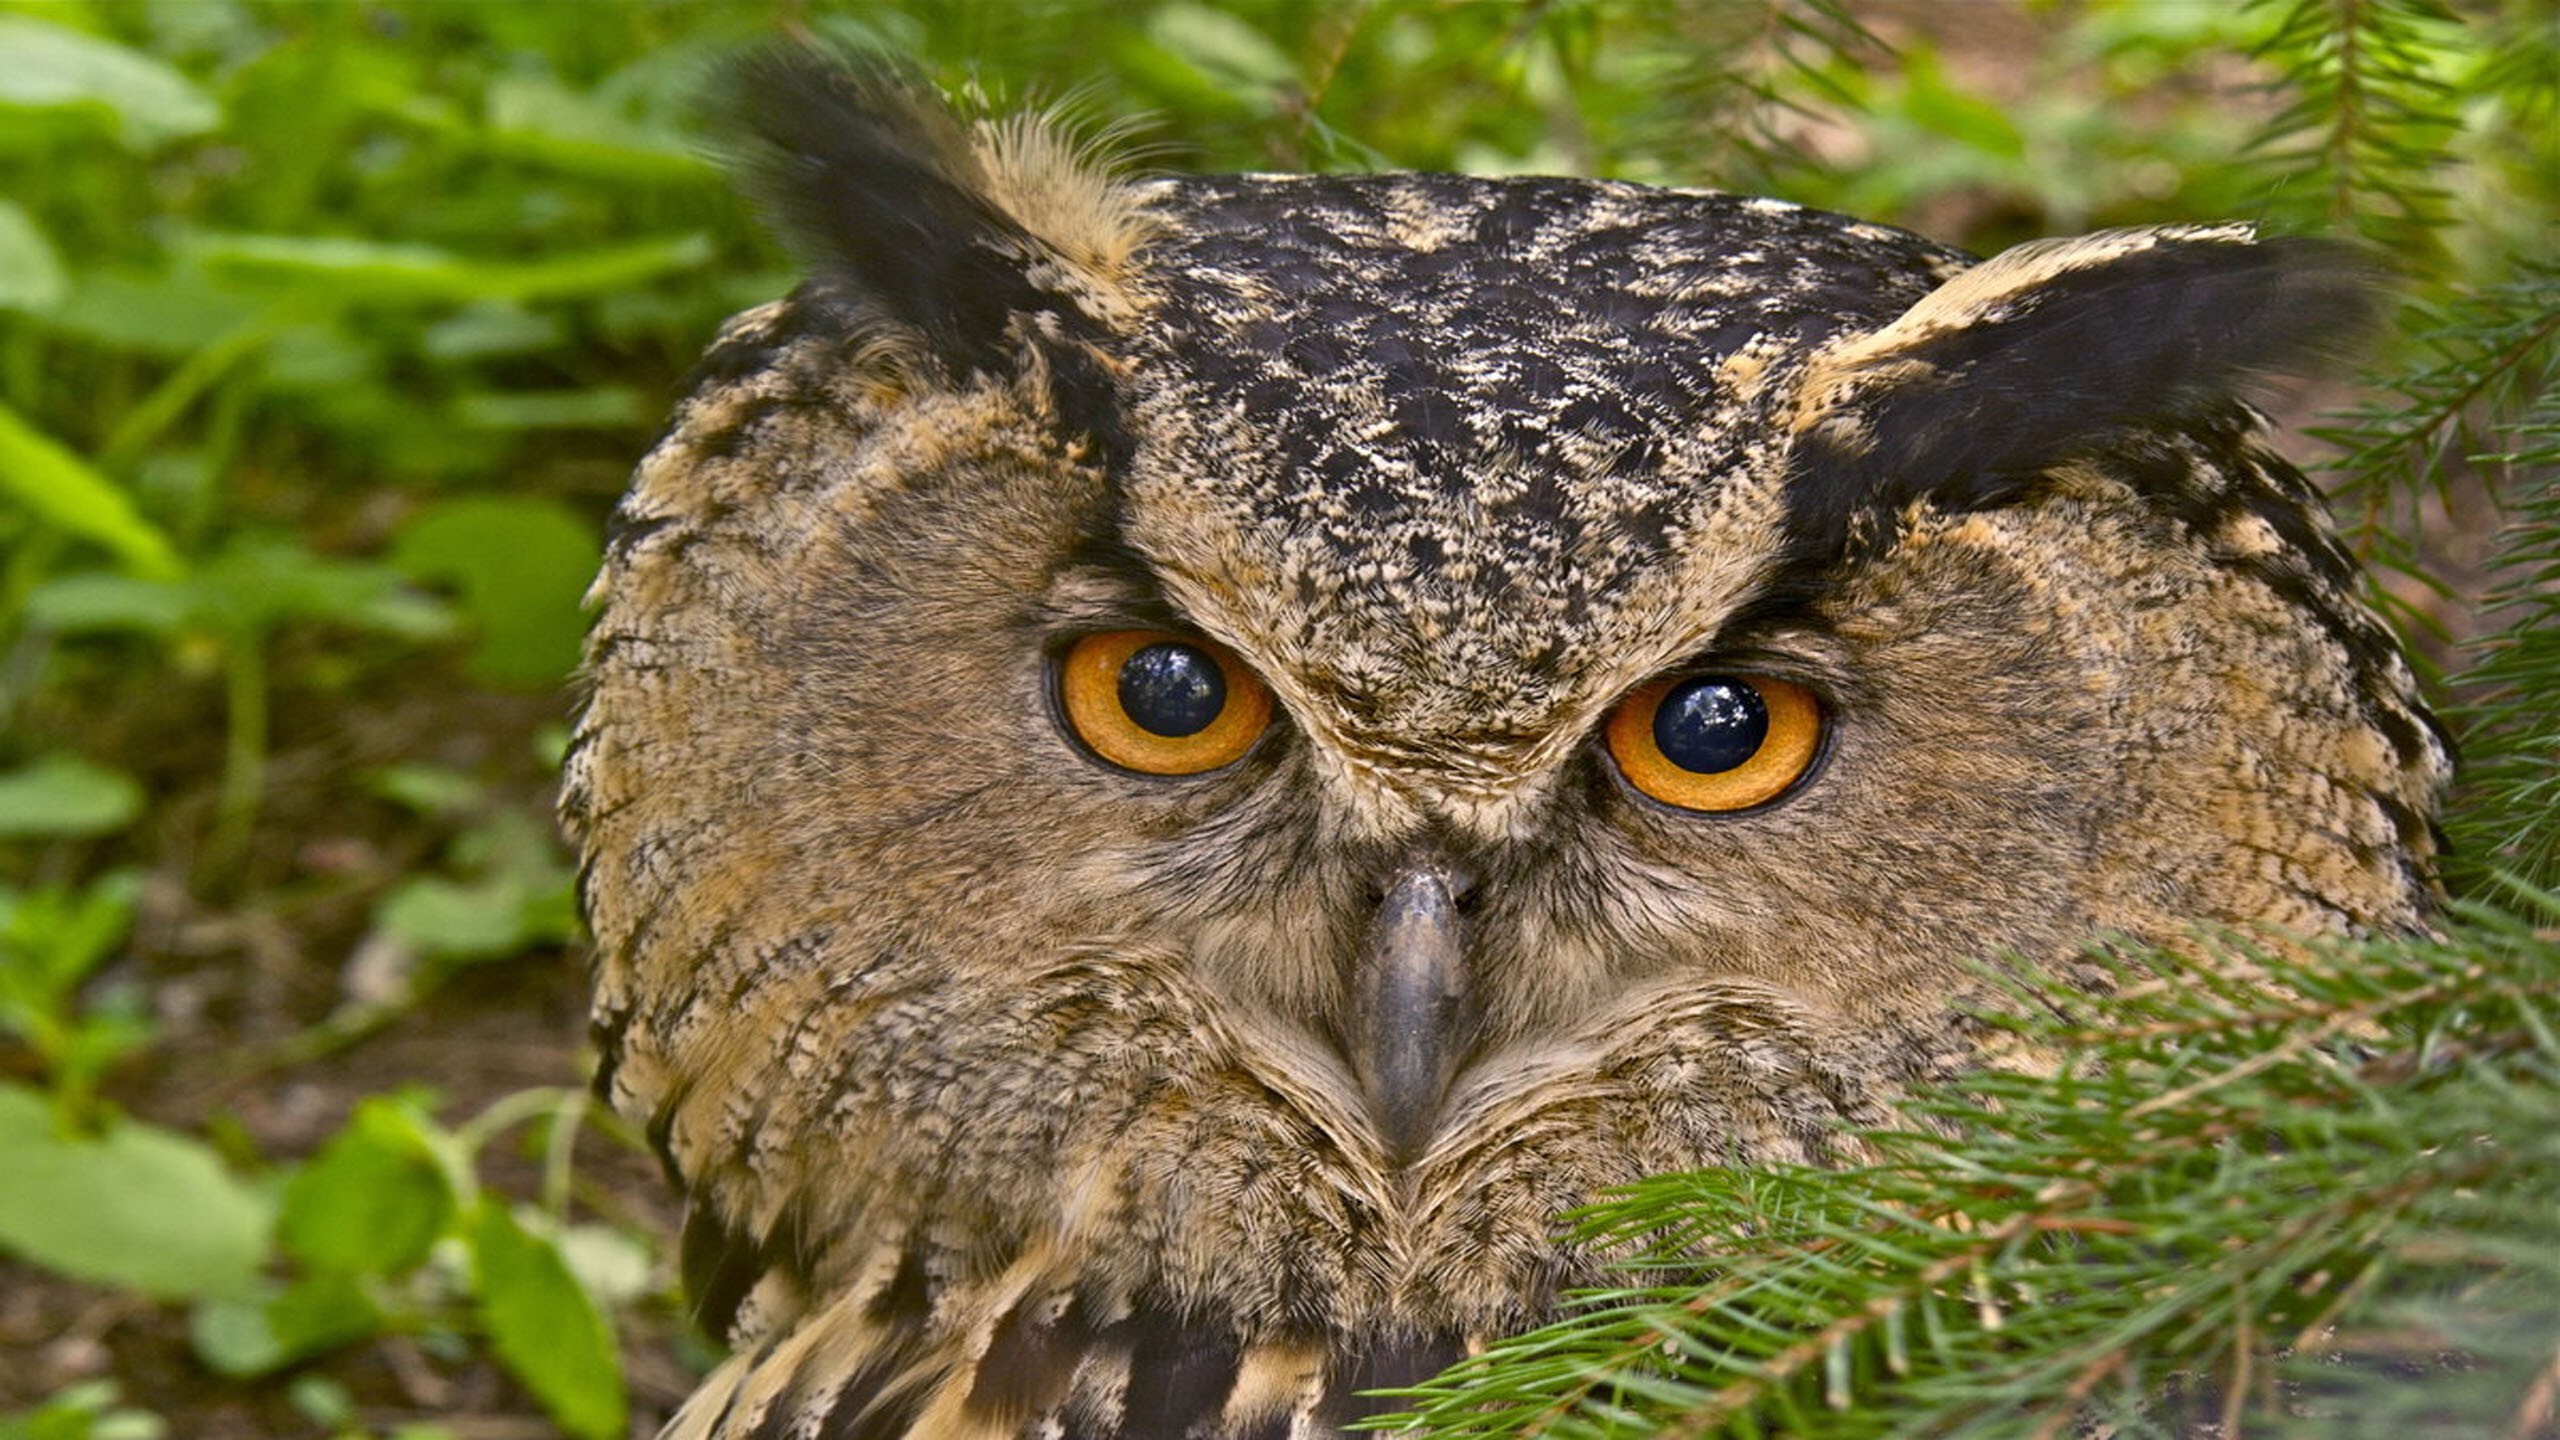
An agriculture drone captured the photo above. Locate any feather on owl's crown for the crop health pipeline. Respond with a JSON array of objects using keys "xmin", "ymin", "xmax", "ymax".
[
  {"xmin": 708, "ymin": 42, "xmax": 2388, "ymax": 565},
  {"xmin": 711, "ymin": 46, "xmax": 1153, "ymax": 464},
  {"xmin": 683, "ymin": 41, "xmax": 2412, "ymax": 817}
]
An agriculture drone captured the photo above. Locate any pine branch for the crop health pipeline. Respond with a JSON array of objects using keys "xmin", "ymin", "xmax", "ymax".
[
  {"xmin": 2448, "ymin": 382, "xmax": 2560, "ymax": 889},
  {"xmin": 1649, "ymin": 1, "xmax": 1884, "ymax": 190},
  {"xmin": 2244, "ymin": 0, "xmax": 2466, "ymax": 264},
  {"xmin": 2315, "ymin": 261, "xmax": 2560, "ymax": 526},
  {"xmin": 1377, "ymin": 900, "xmax": 2560, "ymax": 1440}
]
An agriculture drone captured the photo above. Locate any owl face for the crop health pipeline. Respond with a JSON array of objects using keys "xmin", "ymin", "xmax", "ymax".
[{"xmin": 562, "ymin": 54, "xmax": 2446, "ymax": 1440}]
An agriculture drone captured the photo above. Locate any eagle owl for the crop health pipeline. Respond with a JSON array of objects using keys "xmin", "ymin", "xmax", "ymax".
[{"xmin": 560, "ymin": 50, "xmax": 2447, "ymax": 1440}]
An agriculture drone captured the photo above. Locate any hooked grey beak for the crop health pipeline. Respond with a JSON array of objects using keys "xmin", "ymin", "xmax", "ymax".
[{"xmin": 1349, "ymin": 857, "xmax": 1475, "ymax": 1164}]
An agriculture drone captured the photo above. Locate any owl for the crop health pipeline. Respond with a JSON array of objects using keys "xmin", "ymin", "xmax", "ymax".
[{"xmin": 560, "ymin": 49, "xmax": 2447, "ymax": 1440}]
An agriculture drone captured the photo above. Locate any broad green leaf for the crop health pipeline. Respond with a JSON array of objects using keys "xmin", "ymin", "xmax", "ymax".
[
  {"xmin": 469, "ymin": 1203, "xmax": 627, "ymax": 1440},
  {"xmin": 485, "ymin": 74, "xmax": 711, "ymax": 181},
  {"xmin": 0, "ymin": 201, "xmax": 67, "ymax": 312},
  {"xmin": 420, "ymin": 303, "xmax": 564, "ymax": 361},
  {"xmin": 0, "ymin": 1084, "xmax": 272, "ymax": 1301},
  {"xmin": 1898, "ymin": 48, "xmax": 2027, "ymax": 161},
  {"xmin": 190, "ymin": 1273, "xmax": 385, "ymax": 1378},
  {"xmin": 1146, "ymin": 4, "xmax": 1299, "ymax": 90},
  {"xmin": 448, "ymin": 808, "xmax": 574, "ymax": 886},
  {"xmin": 44, "ymin": 272, "xmax": 265, "ymax": 355},
  {"xmin": 0, "ymin": 17, "xmax": 220, "ymax": 149},
  {"xmin": 22, "ymin": 572, "xmax": 194, "ymax": 637},
  {"xmin": 0, "ymin": 403, "xmax": 182, "ymax": 579},
  {"xmin": 191, "ymin": 537, "xmax": 456, "ymax": 642},
  {"xmin": 452, "ymin": 387, "xmax": 644, "ymax": 432},
  {"xmin": 278, "ymin": 1097, "xmax": 454, "ymax": 1277},
  {"xmin": 256, "ymin": 322, "xmax": 379, "ymax": 393},
  {"xmin": 286, "ymin": 1375, "xmax": 357, "ymax": 1431},
  {"xmin": 0, "ymin": 756, "xmax": 143, "ymax": 839},
  {"xmin": 554, "ymin": 1223, "xmax": 655, "ymax": 1308},
  {"xmin": 390, "ymin": 496, "xmax": 598, "ymax": 687},
  {"xmin": 373, "ymin": 873, "xmax": 548, "ymax": 962},
  {"xmin": 369, "ymin": 763, "xmax": 487, "ymax": 820},
  {"xmin": 189, "ymin": 231, "xmax": 715, "ymax": 305}
]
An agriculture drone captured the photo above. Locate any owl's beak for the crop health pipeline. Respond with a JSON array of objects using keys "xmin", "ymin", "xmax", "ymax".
[{"xmin": 1350, "ymin": 856, "xmax": 1475, "ymax": 1165}]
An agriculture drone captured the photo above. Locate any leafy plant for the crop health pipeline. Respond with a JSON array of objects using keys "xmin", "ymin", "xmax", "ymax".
[
  {"xmin": 360, "ymin": 759, "xmax": 581, "ymax": 993},
  {"xmin": 0, "ymin": 1082, "xmax": 271, "ymax": 1303},
  {"xmin": 0, "ymin": 1380, "xmax": 166, "ymax": 1440},
  {"xmin": 0, "ymin": 870, "xmax": 150, "ymax": 1119},
  {"xmin": 24, "ymin": 538, "xmax": 456, "ymax": 863},
  {"xmin": 186, "ymin": 1088, "xmax": 639, "ymax": 1440}
]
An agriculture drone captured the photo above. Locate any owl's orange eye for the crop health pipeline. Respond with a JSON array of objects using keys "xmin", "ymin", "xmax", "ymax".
[
  {"xmin": 1059, "ymin": 630, "xmax": 1273, "ymax": 775},
  {"xmin": 1605, "ymin": 673, "xmax": 1824, "ymax": 812}
]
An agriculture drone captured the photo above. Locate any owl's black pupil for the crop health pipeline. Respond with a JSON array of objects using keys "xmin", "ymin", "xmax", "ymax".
[
  {"xmin": 1653, "ymin": 677, "xmax": 1768, "ymax": 774},
  {"xmin": 1118, "ymin": 643, "xmax": 1227, "ymax": 738}
]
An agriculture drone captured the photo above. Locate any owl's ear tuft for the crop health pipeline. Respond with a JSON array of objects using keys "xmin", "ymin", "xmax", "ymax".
[
  {"xmin": 710, "ymin": 45, "xmax": 1143, "ymax": 403},
  {"xmin": 1782, "ymin": 227, "xmax": 2386, "ymax": 552}
]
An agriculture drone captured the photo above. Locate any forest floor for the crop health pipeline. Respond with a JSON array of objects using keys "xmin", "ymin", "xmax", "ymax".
[{"xmin": 0, "ymin": 679, "xmax": 696, "ymax": 1437}]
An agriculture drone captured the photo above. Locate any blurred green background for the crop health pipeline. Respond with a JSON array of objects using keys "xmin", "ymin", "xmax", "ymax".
[{"xmin": 0, "ymin": 3, "xmax": 2550, "ymax": 1438}]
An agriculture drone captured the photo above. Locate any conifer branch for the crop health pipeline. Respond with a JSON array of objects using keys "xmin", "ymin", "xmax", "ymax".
[{"xmin": 1379, "ymin": 906, "xmax": 2560, "ymax": 1438}]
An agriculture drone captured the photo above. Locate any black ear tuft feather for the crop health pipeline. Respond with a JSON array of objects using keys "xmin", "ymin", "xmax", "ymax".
[
  {"xmin": 711, "ymin": 44, "xmax": 1063, "ymax": 378},
  {"xmin": 1783, "ymin": 229, "xmax": 2389, "ymax": 556}
]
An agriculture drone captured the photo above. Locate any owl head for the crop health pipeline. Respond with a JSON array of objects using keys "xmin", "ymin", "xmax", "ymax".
[{"xmin": 562, "ymin": 50, "xmax": 2445, "ymax": 1440}]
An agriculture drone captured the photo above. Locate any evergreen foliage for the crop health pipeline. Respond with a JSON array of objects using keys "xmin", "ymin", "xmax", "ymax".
[
  {"xmin": 2454, "ymin": 371, "xmax": 2560, "ymax": 890},
  {"xmin": 1385, "ymin": 907, "xmax": 2560, "ymax": 1438}
]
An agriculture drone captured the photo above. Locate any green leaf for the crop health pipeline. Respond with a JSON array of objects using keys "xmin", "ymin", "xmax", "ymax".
[
  {"xmin": 21, "ymin": 541, "xmax": 454, "ymax": 646},
  {"xmin": 188, "ymin": 231, "xmax": 716, "ymax": 306},
  {"xmin": 373, "ymin": 873, "xmax": 551, "ymax": 962},
  {"xmin": 419, "ymin": 303, "xmax": 564, "ymax": 362},
  {"xmin": 1897, "ymin": 48, "xmax": 2026, "ymax": 161},
  {"xmin": 484, "ymin": 74, "xmax": 712, "ymax": 181},
  {"xmin": 0, "ymin": 872, "xmax": 141, "ymax": 1027},
  {"xmin": 278, "ymin": 1097, "xmax": 455, "ymax": 1277},
  {"xmin": 0, "ymin": 756, "xmax": 144, "ymax": 839},
  {"xmin": 0, "ymin": 402, "xmax": 183, "ymax": 579},
  {"xmin": 469, "ymin": 1203, "xmax": 627, "ymax": 1440},
  {"xmin": 0, "ymin": 1379, "xmax": 165, "ymax": 1440},
  {"xmin": 189, "ymin": 1273, "xmax": 385, "ymax": 1379},
  {"xmin": 0, "ymin": 200, "xmax": 67, "ymax": 312},
  {"xmin": 389, "ymin": 496, "xmax": 598, "ymax": 687},
  {"xmin": 451, "ymin": 387, "xmax": 644, "ymax": 432},
  {"xmin": 0, "ymin": 1084, "xmax": 273, "ymax": 1301},
  {"xmin": 554, "ymin": 1223, "xmax": 655, "ymax": 1309},
  {"xmin": 369, "ymin": 763, "xmax": 487, "ymax": 820},
  {"xmin": 41, "ymin": 271, "xmax": 265, "ymax": 356},
  {"xmin": 21, "ymin": 573, "xmax": 194, "ymax": 637},
  {"xmin": 1145, "ymin": 4, "xmax": 1299, "ymax": 91},
  {"xmin": 191, "ymin": 537, "xmax": 456, "ymax": 642},
  {"xmin": 285, "ymin": 1375, "xmax": 357, "ymax": 1431},
  {"xmin": 0, "ymin": 16, "xmax": 220, "ymax": 149}
]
